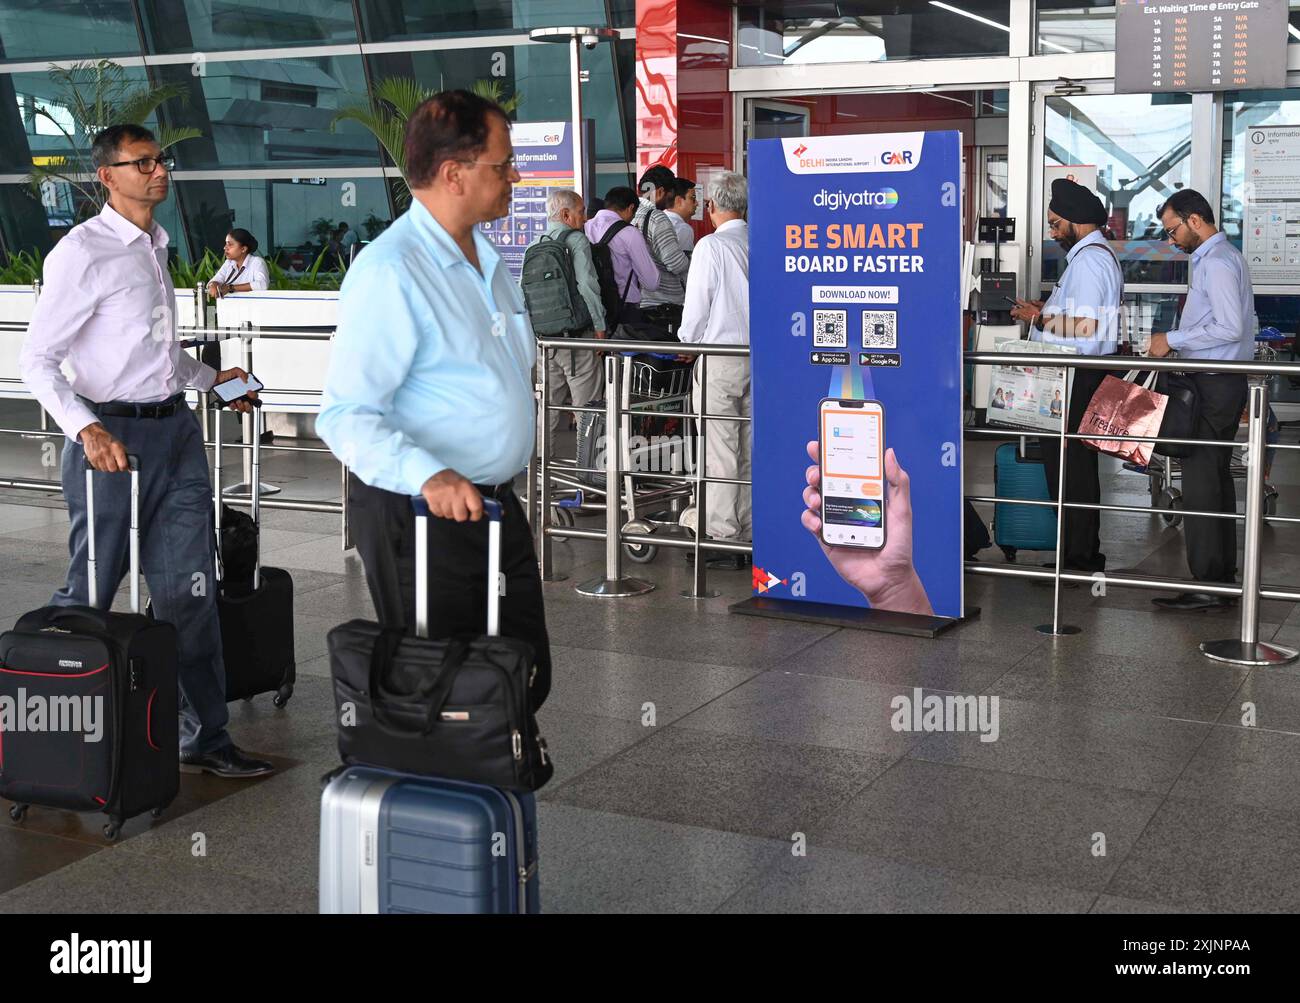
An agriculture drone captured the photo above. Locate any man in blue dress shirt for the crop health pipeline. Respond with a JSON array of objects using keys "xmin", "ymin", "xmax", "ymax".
[
  {"xmin": 318, "ymin": 90, "xmax": 550, "ymax": 704},
  {"xmin": 1148, "ymin": 189, "xmax": 1255, "ymax": 611},
  {"xmin": 1012, "ymin": 178, "xmax": 1124, "ymax": 575}
]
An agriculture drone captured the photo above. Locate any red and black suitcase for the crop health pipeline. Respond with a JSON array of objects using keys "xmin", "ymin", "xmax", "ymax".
[
  {"xmin": 0, "ymin": 458, "xmax": 179, "ymax": 840},
  {"xmin": 213, "ymin": 405, "xmax": 295, "ymax": 707}
]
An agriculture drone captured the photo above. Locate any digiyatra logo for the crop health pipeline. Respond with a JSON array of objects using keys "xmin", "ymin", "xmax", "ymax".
[{"xmin": 813, "ymin": 187, "xmax": 900, "ymax": 210}]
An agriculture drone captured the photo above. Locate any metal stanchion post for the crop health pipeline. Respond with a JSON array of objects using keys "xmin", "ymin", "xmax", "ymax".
[
  {"xmin": 575, "ymin": 354, "xmax": 653, "ymax": 597},
  {"xmin": 195, "ymin": 282, "xmax": 210, "ymax": 442},
  {"xmin": 539, "ymin": 345, "xmax": 565, "ymax": 582},
  {"xmin": 1202, "ymin": 382, "xmax": 1299, "ymax": 665},
  {"xmin": 682, "ymin": 352, "xmax": 719, "ymax": 599},
  {"xmin": 1037, "ymin": 364, "xmax": 1079, "ymax": 636},
  {"xmin": 223, "ymin": 328, "xmax": 281, "ymax": 497},
  {"xmin": 341, "ymin": 462, "xmax": 352, "ymax": 551}
]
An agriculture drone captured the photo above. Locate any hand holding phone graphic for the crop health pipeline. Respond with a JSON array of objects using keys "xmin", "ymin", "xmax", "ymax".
[{"xmin": 802, "ymin": 399, "xmax": 933, "ymax": 616}]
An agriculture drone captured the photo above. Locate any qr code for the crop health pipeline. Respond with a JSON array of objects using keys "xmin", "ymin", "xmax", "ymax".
[
  {"xmin": 813, "ymin": 309, "xmax": 847, "ymax": 348},
  {"xmin": 862, "ymin": 311, "xmax": 897, "ymax": 348}
]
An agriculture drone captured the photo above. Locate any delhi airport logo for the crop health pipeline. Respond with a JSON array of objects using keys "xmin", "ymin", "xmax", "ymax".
[
  {"xmin": 752, "ymin": 566, "xmax": 788, "ymax": 594},
  {"xmin": 793, "ymin": 143, "xmax": 808, "ymax": 157}
]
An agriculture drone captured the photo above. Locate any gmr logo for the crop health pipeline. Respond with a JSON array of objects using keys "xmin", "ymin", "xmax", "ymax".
[
  {"xmin": 792, "ymin": 143, "xmax": 808, "ymax": 157},
  {"xmin": 881, "ymin": 151, "xmax": 913, "ymax": 165}
]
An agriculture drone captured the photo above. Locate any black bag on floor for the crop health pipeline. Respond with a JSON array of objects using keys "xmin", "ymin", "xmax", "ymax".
[
  {"xmin": 0, "ymin": 458, "xmax": 178, "ymax": 840},
  {"xmin": 214, "ymin": 407, "xmax": 295, "ymax": 707},
  {"xmin": 327, "ymin": 496, "xmax": 552, "ymax": 793}
]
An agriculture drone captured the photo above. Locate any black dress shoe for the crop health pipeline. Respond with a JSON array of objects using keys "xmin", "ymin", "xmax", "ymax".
[
  {"xmin": 180, "ymin": 744, "xmax": 275, "ymax": 778},
  {"xmin": 1152, "ymin": 592, "xmax": 1228, "ymax": 611}
]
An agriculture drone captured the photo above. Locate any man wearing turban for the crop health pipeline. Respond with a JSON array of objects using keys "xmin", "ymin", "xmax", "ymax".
[{"xmin": 1010, "ymin": 177, "xmax": 1123, "ymax": 576}]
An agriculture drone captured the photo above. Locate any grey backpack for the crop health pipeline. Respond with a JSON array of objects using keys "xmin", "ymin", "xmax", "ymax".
[{"xmin": 521, "ymin": 230, "xmax": 591, "ymax": 336}]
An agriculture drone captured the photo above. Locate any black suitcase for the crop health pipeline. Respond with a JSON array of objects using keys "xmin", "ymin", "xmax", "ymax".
[
  {"xmin": 213, "ymin": 405, "xmax": 295, "ymax": 707},
  {"xmin": 0, "ymin": 458, "xmax": 179, "ymax": 840}
]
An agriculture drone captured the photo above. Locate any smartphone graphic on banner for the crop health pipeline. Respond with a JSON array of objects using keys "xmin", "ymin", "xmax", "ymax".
[{"xmin": 819, "ymin": 398, "xmax": 886, "ymax": 549}]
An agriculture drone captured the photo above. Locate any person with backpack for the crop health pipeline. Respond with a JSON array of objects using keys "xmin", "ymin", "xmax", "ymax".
[
  {"xmin": 634, "ymin": 165, "xmax": 691, "ymax": 338},
  {"xmin": 584, "ymin": 186, "xmax": 660, "ymax": 337},
  {"xmin": 521, "ymin": 189, "xmax": 606, "ymax": 453}
]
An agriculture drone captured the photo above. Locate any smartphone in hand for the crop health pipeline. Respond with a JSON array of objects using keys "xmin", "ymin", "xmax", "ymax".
[
  {"xmin": 212, "ymin": 373, "xmax": 264, "ymax": 407},
  {"xmin": 818, "ymin": 397, "xmax": 886, "ymax": 550}
]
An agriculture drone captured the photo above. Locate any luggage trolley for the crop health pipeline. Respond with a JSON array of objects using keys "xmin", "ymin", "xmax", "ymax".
[{"xmin": 547, "ymin": 352, "xmax": 697, "ymax": 564}]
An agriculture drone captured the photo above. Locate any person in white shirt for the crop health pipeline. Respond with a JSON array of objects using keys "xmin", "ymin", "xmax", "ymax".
[
  {"xmin": 19, "ymin": 123, "xmax": 273, "ymax": 779},
  {"xmin": 338, "ymin": 222, "xmax": 359, "ymax": 263},
  {"xmin": 677, "ymin": 170, "xmax": 751, "ymax": 569},
  {"xmin": 206, "ymin": 227, "xmax": 270, "ymax": 299},
  {"xmin": 666, "ymin": 178, "xmax": 696, "ymax": 255}
]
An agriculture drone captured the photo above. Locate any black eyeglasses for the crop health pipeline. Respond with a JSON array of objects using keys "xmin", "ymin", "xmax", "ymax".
[{"xmin": 106, "ymin": 154, "xmax": 175, "ymax": 174}]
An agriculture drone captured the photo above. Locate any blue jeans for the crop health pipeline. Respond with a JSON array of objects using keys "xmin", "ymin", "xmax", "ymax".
[{"xmin": 53, "ymin": 404, "xmax": 230, "ymax": 756}]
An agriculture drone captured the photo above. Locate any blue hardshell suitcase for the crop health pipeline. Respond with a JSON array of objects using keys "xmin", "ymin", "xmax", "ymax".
[
  {"xmin": 993, "ymin": 441, "xmax": 1057, "ymax": 559},
  {"xmin": 319, "ymin": 765, "xmax": 539, "ymax": 914}
]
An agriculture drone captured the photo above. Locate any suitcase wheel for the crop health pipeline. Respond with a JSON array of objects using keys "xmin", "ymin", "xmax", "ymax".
[
  {"xmin": 273, "ymin": 684, "xmax": 293, "ymax": 708},
  {"xmin": 623, "ymin": 541, "xmax": 657, "ymax": 564},
  {"xmin": 1000, "ymin": 546, "xmax": 1017, "ymax": 563},
  {"xmin": 8, "ymin": 803, "xmax": 28, "ymax": 823},
  {"xmin": 1157, "ymin": 487, "xmax": 1183, "ymax": 528},
  {"xmin": 102, "ymin": 820, "xmax": 122, "ymax": 841},
  {"xmin": 151, "ymin": 807, "xmax": 164, "ymax": 818}
]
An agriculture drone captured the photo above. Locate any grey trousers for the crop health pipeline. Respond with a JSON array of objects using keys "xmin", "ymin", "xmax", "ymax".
[
  {"xmin": 536, "ymin": 338, "xmax": 602, "ymax": 457},
  {"xmin": 52, "ymin": 405, "xmax": 231, "ymax": 756}
]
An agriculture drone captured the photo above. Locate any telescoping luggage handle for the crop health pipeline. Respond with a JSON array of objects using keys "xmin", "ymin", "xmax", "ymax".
[
  {"xmin": 213, "ymin": 402, "xmax": 263, "ymax": 590},
  {"xmin": 409, "ymin": 495, "xmax": 503, "ymax": 640},
  {"xmin": 83, "ymin": 455, "xmax": 141, "ymax": 613}
]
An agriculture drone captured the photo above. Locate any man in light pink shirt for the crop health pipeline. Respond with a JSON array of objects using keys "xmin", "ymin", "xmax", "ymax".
[
  {"xmin": 584, "ymin": 185, "xmax": 659, "ymax": 335},
  {"xmin": 19, "ymin": 124, "xmax": 273, "ymax": 778}
]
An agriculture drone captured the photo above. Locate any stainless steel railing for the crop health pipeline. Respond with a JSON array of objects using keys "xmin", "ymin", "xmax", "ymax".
[
  {"xmin": 532, "ymin": 336, "xmax": 752, "ymax": 601},
  {"xmin": 967, "ymin": 350, "xmax": 1300, "ymax": 665}
]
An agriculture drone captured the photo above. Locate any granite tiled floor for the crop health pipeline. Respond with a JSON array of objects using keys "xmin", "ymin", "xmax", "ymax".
[{"xmin": 2, "ymin": 400, "xmax": 1300, "ymax": 913}]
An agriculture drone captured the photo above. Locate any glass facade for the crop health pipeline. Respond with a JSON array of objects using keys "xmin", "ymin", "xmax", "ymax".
[
  {"xmin": 1043, "ymin": 93, "xmax": 1193, "ymax": 284},
  {"xmin": 1036, "ymin": 0, "xmax": 1300, "ymax": 53},
  {"xmin": 0, "ymin": 1, "xmax": 636, "ymax": 264},
  {"xmin": 738, "ymin": 2, "xmax": 1014, "ymax": 65}
]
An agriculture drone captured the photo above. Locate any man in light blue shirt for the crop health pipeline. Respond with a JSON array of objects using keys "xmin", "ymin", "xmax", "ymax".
[
  {"xmin": 1010, "ymin": 178, "xmax": 1124, "ymax": 574},
  {"xmin": 318, "ymin": 89, "xmax": 551, "ymax": 703},
  {"xmin": 1148, "ymin": 189, "xmax": 1254, "ymax": 610}
]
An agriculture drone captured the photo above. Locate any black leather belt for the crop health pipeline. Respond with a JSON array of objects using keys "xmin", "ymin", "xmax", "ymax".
[
  {"xmin": 80, "ymin": 393, "xmax": 185, "ymax": 419},
  {"xmin": 473, "ymin": 481, "xmax": 515, "ymax": 499}
]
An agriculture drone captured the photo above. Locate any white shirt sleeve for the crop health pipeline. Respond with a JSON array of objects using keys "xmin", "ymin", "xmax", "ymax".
[
  {"xmin": 676, "ymin": 235, "xmax": 716, "ymax": 344},
  {"xmin": 210, "ymin": 259, "xmax": 234, "ymax": 285},
  {"xmin": 243, "ymin": 255, "xmax": 270, "ymax": 291},
  {"xmin": 18, "ymin": 239, "xmax": 103, "ymax": 442}
]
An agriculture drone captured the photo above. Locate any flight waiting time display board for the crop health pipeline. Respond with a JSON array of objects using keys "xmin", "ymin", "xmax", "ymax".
[{"xmin": 1115, "ymin": 0, "xmax": 1289, "ymax": 94}]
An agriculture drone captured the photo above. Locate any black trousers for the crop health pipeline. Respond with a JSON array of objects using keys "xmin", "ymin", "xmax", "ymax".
[
  {"xmin": 1041, "ymin": 365, "xmax": 1109, "ymax": 572},
  {"xmin": 347, "ymin": 474, "xmax": 552, "ymax": 709},
  {"xmin": 1180, "ymin": 373, "xmax": 1249, "ymax": 583}
]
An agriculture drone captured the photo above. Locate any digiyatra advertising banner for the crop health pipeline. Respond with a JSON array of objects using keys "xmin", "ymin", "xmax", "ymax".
[{"xmin": 749, "ymin": 131, "xmax": 964, "ymax": 620}]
